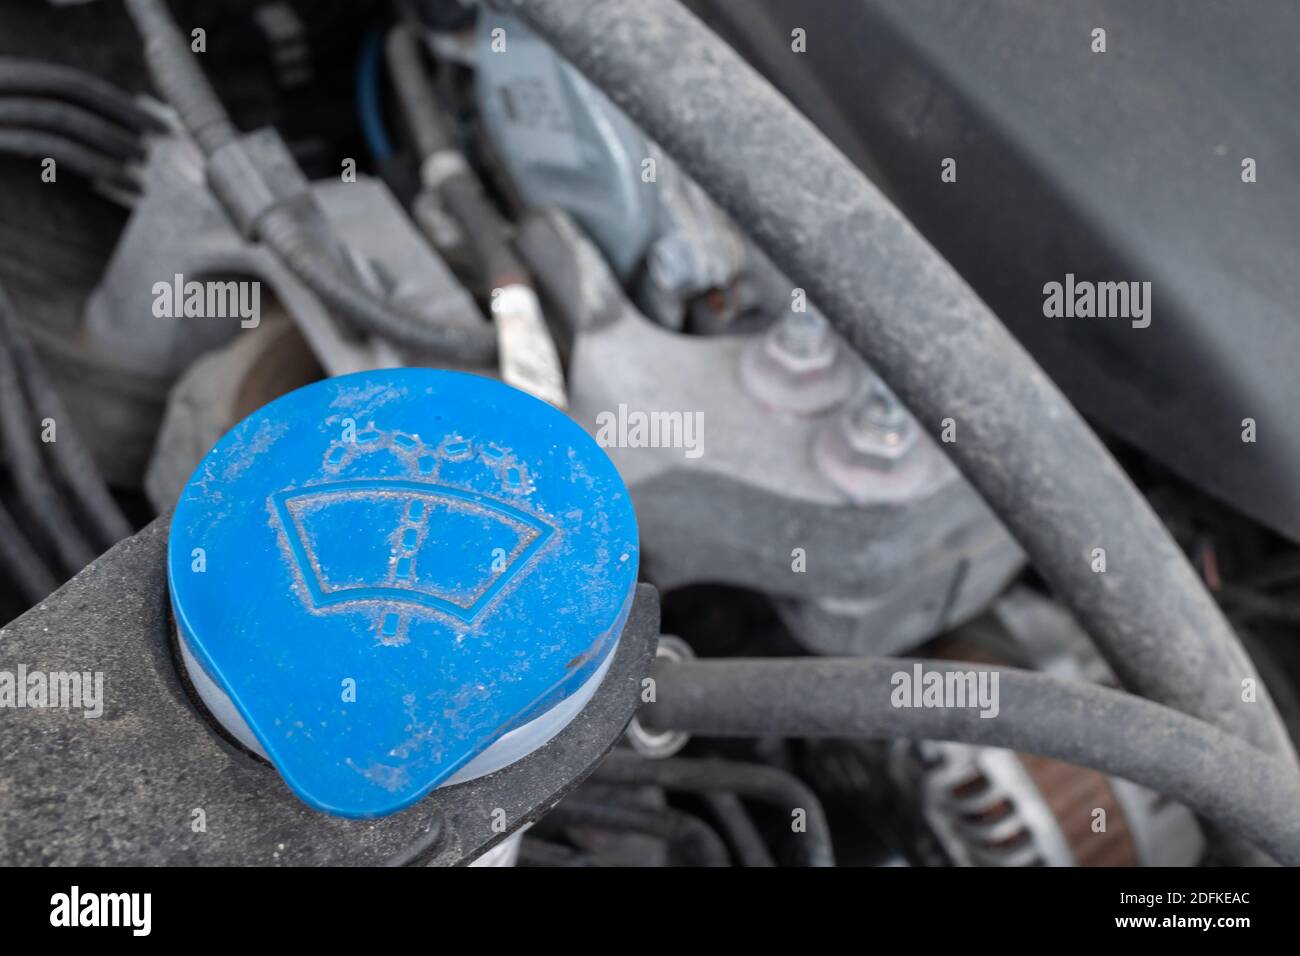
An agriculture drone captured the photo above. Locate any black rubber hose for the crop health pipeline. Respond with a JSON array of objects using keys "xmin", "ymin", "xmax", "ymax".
[
  {"xmin": 385, "ymin": 25, "xmax": 528, "ymax": 289},
  {"xmin": 546, "ymin": 798, "xmax": 731, "ymax": 867},
  {"xmin": 1221, "ymin": 586, "xmax": 1300, "ymax": 625},
  {"xmin": 0, "ymin": 498, "xmax": 59, "ymax": 606},
  {"xmin": 437, "ymin": 174, "xmax": 531, "ymax": 289},
  {"xmin": 517, "ymin": 837, "xmax": 601, "ymax": 867},
  {"xmin": 702, "ymin": 792, "xmax": 775, "ymax": 867},
  {"xmin": 642, "ymin": 657, "xmax": 1300, "ymax": 865},
  {"xmin": 0, "ymin": 98, "xmax": 144, "ymax": 161},
  {"xmin": 0, "ymin": 58, "xmax": 164, "ymax": 135},
  {"xmin": 257, "ymin": 205, "xmax": 498, "ymax": 363},
  {"xmin": 0, "ymin": 331, "xmax": 98, "ymax": 575},
  {"xmin": 122, "ymin": 0, "xmax": 236, "ymax": 155},
  {"xmin": 0, "ymin": 129, "xmax": 135, "ymax": 192},
  {"xmin": 503, "ymin": 0, "xmax": 1295, "ymax": 761},
  {"xmin": 592, "ymin": 751, "xmax": 834, "ymax": 866},
  {"xmin": 384, "ymin": 25, "xmax": 452, "ymax": 160},
  {"xmin": 0, "ymin": 288, "xmax": 133, "ymax": 549}
]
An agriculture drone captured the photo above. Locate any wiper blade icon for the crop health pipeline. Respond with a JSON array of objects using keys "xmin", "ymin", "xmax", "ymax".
[{"xmin": 273, "ymin": 479, "xmax": 555, "ymax": 627}]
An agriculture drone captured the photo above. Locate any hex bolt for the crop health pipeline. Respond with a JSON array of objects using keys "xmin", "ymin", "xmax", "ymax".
[
  {"xmin": 771, "ymin": 309, "xmax": 833, "ymax": 362},
  {"xmin": 741, "ymin": 307, "xmax": 858, "ymax": 414},
  {"xmin": 849, "ymin": 379, "xmax": 910, "ymax": 445},
  {"xmin": 827, "ymin": 379, "xmax": 918, "ymax": 474}
]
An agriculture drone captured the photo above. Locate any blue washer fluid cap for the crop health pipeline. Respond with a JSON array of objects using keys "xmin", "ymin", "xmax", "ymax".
[{"xmin": 168, "ymin": 369, "xmax": 639, "ymax": 818}]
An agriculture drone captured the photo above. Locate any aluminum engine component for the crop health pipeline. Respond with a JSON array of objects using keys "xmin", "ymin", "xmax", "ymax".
[
  {"xmin": 144, "ymin": 316, "xmax": 321, "ymax": 509},
  {"xmin": 73, "ymin": 132, "xmax": 487, "ymax": 485},
  {"xmin": 520, "ymin": 210, "xmax": 1023, "ymax": 657}
]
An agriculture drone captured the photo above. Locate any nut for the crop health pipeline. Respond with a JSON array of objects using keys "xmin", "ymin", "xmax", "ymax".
[
  {"xmin": 839, "ymin": 382, "xmax": 916, "ymax": 470},
  {"xmin": 764, "ymin": 310, "xmax": 837, "ymax": 374}
]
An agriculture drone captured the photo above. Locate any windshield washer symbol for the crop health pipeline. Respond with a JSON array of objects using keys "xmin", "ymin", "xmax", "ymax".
[{"xmin": 272, "ymin": 479, "xmax": 555, "ymax": 636}]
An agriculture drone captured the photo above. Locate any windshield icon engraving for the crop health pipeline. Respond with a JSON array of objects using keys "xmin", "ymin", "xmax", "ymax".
[{"xmin": 272, "ymin": 479, "xmax": 555, "ymax": 626}]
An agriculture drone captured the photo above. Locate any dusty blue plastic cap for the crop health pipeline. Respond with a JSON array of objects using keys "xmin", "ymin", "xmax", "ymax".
[{"xmin": 168, "ymin": 369, "xmax": 639, "ymax": 818}]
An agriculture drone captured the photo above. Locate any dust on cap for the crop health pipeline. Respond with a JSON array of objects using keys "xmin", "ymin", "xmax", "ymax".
[{"xmin": 168, "ymin": 368, "xmax": 639, "ymax": 818}]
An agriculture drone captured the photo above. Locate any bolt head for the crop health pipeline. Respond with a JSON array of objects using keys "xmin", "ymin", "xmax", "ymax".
[
  {"xmin": 765, "ymin": 312, "xmax": 836, "ymax": 374},
  {"xmin": 840, "ymin": 392, "xmax": 916, "ymax": 469}
]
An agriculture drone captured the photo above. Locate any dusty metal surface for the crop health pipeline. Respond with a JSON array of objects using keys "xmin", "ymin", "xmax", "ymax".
[
  {"xmin": 522, "ymin": 211, "xmax": 1022, "ymax": 656},
  {"xmin": 64, "ymin": 135, "xmax": 487, "ymax": 486}
]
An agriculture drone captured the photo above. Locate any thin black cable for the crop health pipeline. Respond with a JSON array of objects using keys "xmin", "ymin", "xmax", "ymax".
[
  {"xmin": 1221, "ymin": 585, "xmax": 1300, "ymax": 625},
  {"xmin": 0, "ymin": 329, "xmax": 98, "ymax": 575},
  {"xmin": 384, "ymin": 25, "xmax": 451, "ymax": 160},
  {"xmin": 644, "ymin": 657, "xmax": 1300, "ymax": 865},
  {"xmin": 0, "ymin": 129, "xmax": 135, "ymax": 193},
  {"xmin": 0, "ymin": 497, "xmax": 58, "ymax": 606},
  {"xmin": 385, "ymin": 24, "xmax": 529, "ymax": 289},
  {"xmin": 0, "ymin": 97, "xmax": 145, "ymax": 161},
  {"xmin": 0, "ymin": 57, "xmax": 164, "ymax": 135},
  {"xmin": 546, "ymin": 798, "xmax": 731, "ymax": 867},
  {"xmin": 517, "ymin": 837, "xmax": 602, "ymax": 867},
  {"xmin": 257, "ymin": 205, "xmax": 498, "ymax": 363},
  {"xmin": 1241, "ymin": 553, "xmax": 1300, "ymax": 590},
  {"xmin": 0, "ymin": 287, "xmax": 133, "ymax": 549},
  {"xmin": 592, "ymin": 751, "xmax": 834, "ymax": 866},
  {"xmin": 701, "ymin": 792, "xmax": 775, "ymax": 867}
]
